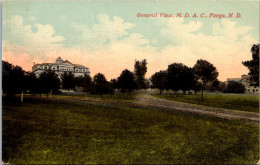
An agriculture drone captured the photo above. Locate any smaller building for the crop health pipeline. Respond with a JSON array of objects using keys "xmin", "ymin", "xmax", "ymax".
[
  {"xmin": 32, "ymin": 57, "xmax": 90, "ymax": 78},
  {"xmin": 227, "ymin": 74, "xmax": 259, "ymax": 94}
]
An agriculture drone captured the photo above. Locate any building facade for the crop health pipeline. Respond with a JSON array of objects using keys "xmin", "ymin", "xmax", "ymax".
[
  {"xmin": 32, "ymin": 57, "xmax": 90, "ymax": 78},
  {"xmin": 227, "ymin": 74, "xmax": 259, "ymax": 94}
]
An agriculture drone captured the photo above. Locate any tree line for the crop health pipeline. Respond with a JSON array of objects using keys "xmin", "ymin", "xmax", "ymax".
[
  {"xmin": 1, "ymin": 57, "xmax": 226, "ymax": 101},
  {"xmin": 2, "ymin": 59, "xmax": 148, "ymax": 99},
  {"xmin": 151, "ymin": 44, "xmax": 259, "ymax": 96},
  {"xmin": 2, "ymin": 44, "xmax": 258, "ymax": 100},
  {"xmin": 151, "ymin": 59, "xmax": 219, "ymax": 100}
]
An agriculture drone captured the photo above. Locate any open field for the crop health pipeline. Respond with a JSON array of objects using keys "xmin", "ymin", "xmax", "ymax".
[
  {"xmin": 53, "ymin": 93, "xmax": 136, "ymax": 101},
  {"xmin": 153, "ymin": 93, "xmax": 259, "ymax": 113},
  {"xmin": 88, "ymin": 93, "xmax": 136, "ymax": 101},
  {"xmin": 2, "ymin": 96, "xmax": 259, "ymax": 164}
]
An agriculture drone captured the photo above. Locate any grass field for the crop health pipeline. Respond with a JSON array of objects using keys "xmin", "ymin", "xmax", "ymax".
[
  {"xmin": 55, "ymin": 93, "xmax": 136, "ymax": 101},
  {"xmin": 2, "ymin": 96, "xmax": 259, "ymax": 164},
  {"xmin": 153, "ymin": 93, "xmax": 259, "ymax": 113},
  {"xmin": 89, "ymin": 93, "xmax": 136, "ymax": 101}
]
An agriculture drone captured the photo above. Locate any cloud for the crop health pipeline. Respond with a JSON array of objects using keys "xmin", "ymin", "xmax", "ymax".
[
  {"xmin": 212, "ymin": 19, "xmax": 253, "ymax": 40},
  {"xmin": 4, "ymin": 14, "xmax": 149, "ymax": 78},
  {"xmin": 154, "ymin": 18, "xmax": 257, "ymax": 80},
  {"xmin": 61, "ymin": 14, "xmax": 158, "ymax": 79},
  {"xmin": 72, "ymin": 14, "xmax": 136, "ymax": 50},
  {"xmin": 155, "ymin": 17, "xmax": 203, "ymax": 44},
  {"xmin": 3, "ymin": 14, "xmax": 257, "ymax": 81},
  {"xmin": 4, "ymin": 15, "xmax": 65, "ymax": 59},
  {"xmin": 27, "ymin": 16, "xmax": 37, "ymax": 21}
]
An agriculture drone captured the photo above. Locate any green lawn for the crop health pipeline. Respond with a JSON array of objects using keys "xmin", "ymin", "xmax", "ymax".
[
  {"xmin": 56, "ymin": 93, "xmax": 136, "ymax": 101},
  {"xmin": 153, "ymin": 93, "xmax": 259, "ymax": 113},
  {"xmin": 89, "ymin": 93, "xmax": 136, "ymax": 101},
  {"xmin": 2, "ymin": 96, "xmax": 259, "ymax": 164}
]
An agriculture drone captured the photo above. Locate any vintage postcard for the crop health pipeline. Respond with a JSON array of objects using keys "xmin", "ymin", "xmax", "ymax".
[{"xmin": 2, "ymin": 0, "xmax": 259, "ymax": 164}]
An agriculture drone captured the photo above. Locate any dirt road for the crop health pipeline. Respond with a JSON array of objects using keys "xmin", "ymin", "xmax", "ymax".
[
  {"xmin": 135, "ymin": 94, "xmax": 259, "ymax": 122},
  {"xmin": 52, "ymin": 93, "xmax": 259, "ymax": 122}
]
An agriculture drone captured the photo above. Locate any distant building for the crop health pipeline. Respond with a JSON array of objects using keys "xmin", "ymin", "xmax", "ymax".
[
  {"xmin": 32, "ymin": 57, "xmax": 90, "ymax": 78},
  {"xmin": 227, "ymin": 74, "xmax": 259, "ymax": 94}
]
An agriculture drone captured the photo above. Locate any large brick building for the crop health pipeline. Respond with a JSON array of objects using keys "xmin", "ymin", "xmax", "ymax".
[{"xmin": 32, "ymin": 57, "xmax": 90, "ymax": 78}]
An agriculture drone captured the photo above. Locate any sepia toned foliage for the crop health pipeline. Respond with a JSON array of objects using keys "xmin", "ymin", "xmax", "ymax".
[
  {"xmin": 39, "ymin": 69, "xmax": 61, "ymax": 95},
  {"xmin": 117, "ymin": 69, "xmax": 137, "ymax": 94},
  {"xmin": 193, "ymin": 59, "xmax": 219, "ymax": 100},
  {"xmin": 93, "ymin": 73, "xmax": 112, "ymax": 96},
  {"xmin": 242, "ymin": 44, "xmax": 259, "ymax": 86},
  {"xmin": 167, "ymin": 63, "xmax": 197, "ymax": 94},
  {"xmin": 2, "ymin": 61, "xmax": 26, "ymax": 98},
  {"xmin": 151, "ymin": 70, "xmax": 168, "ymax": 94},
  {"xmin": 61, "ymin": 72, "xmax": 76, "ymax": 90},
  {"xmin": 134, "ymin": 59, "xmax": 147, "ymax": 89},
  {"xmin": 225, "ymin": 81, "xmax": 245, "ymax": 94}
]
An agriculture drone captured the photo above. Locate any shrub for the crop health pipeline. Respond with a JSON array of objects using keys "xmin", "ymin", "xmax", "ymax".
[{"xmin": 225, "ymin": 81, "xmax": 245, "ymax": 93}]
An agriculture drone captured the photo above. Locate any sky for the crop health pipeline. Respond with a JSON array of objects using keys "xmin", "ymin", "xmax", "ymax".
[{"xmin": 2, "ymin": 0, "xmax": 259, "ymax": 81}]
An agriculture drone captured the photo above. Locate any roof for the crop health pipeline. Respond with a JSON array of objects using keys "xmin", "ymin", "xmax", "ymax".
[
  {"xmin": 75, "ymin": 64, "xmax": 88, "ymax": 68},
  {"xmin": 32, "ymin": 57, "xmax": 89, "ymax": 70},
  {"xmin": 63, "ymin": 60, "xmax": 73, "ymax": 65},
  {"xmin": 56, "ymin": 56, "xmax": 63, "ymax": 61}
]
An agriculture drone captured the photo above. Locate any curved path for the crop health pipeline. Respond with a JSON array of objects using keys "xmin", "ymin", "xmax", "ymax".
[
  {"xmin": 134, "ymin": 94, "xmax": 259, "ymax": 122},
  {"xmin": 51, "ymin": 93, "xmax": 259, "ymax": 122}
]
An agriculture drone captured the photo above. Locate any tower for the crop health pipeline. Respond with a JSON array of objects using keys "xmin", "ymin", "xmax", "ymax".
[{"xmin": 56, "ymin": 56, "xmax": 63, "ymax": 64}]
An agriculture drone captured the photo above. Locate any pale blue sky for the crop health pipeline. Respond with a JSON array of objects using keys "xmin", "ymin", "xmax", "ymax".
[{"xmin": 3, "ymin": 0, "xmax": 259, "ymax": 47}]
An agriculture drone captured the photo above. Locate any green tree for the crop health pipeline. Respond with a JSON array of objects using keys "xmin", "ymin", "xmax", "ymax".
[
  {"xmin": 2, "ymin": 61, "xmax": 26, "ymax": 99},
  {"xmin": 25, "ymin": 72, "xmax": 40, "ymax": 95},
  {"xmin": 81, "ymin": 74, "xmax": 92, "ymax": 93},
  {"xmin": 39, "ymin": 70, "xmax": 61, "ymax": 97},
  {"xmin": 151, "ymin": 70, "xmax": 167, "ymax": 94},
  {"xmin": 193, "ymin": 59, "xmax": 218, "ymax": 100},
  {"xmin": 242, "ymin": 44, "xmax": 259, "ymax": 86},
  {"xmin": 179, "ymin": 67, "xmax": 196, "ymax": 94},
  {"xmin": 93, "ymin": 73, "xmax": 110, "ymax": 96},
  {"xmin": 110, "ymin": 79, "xmax": 119, "ymax": 91},
  {"xmin": 167, "ymin": 63, "xmax": 195, "ymax": 94},
  {"xmin": 117, "ymin": 69, "xmax": 137, "ymax": 94},
  {"xmin": 192, "ymin": 81, "xmax": 202, "ymax": 94},
  {"xmin": 167, "ymin": 63, "xmax": 182, "ymax": 93},
  {"xmin": 134, "ymin": 59, "xmax": 147, "ymax": 89},
  {"xmin": 217, "ymin": 81, "xmax": 227, "ymax": 92},
  {"xmin": 61, "ymin": 72, "xmax": 75, "ymax": 91}
]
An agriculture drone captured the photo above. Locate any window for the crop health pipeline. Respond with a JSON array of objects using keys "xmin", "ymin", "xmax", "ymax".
[
  {"xmin": 45, "ymin": 66, "xmax": 48, "ymax": 69},
  {"xmin": 53, "ymin": 68, "xmax": 55, "ymax": 70}
]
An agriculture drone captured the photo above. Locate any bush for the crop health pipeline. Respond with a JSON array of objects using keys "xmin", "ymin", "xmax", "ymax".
[{"xmin": 224, "ymin": 81, "xmax": 245, "ymax": 93}]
